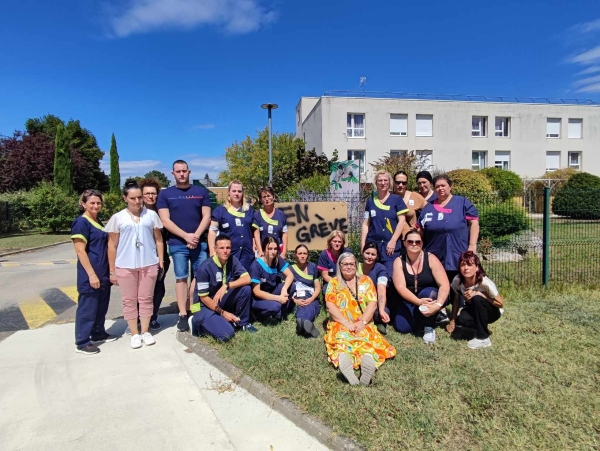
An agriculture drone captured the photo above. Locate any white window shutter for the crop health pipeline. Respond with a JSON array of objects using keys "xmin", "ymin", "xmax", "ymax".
[
  {"xmin": 416, "ymin": 115, "xmax": 433, "ymax": 136},
  {"xmin": 390, "ymin": 114, "xmax": 407, "ymax": 135},
  {"xmin": 568, "ymin": 119, "xmax": 582, "ymax": 139}
]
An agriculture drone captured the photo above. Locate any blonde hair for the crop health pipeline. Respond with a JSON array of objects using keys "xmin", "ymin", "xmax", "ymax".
[
  {"xmin": 326, "ymin": 230, "xmax": 346, "ymax": 250},
  {"xmin": 223, "ymin": 180, "xmax": 250, "ymax": 212},
  {"xmin": 373, "ymin": 170, "xmax": 393, "ymax": 193}
]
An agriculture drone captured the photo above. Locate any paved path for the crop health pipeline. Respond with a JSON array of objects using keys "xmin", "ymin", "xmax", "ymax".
[{"xmin": 0, "ymin": 314, "xmax": 329, "ymax": 451}]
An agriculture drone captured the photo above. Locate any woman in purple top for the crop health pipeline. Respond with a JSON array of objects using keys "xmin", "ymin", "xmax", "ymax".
[
  {"xmin": 416, "ymin": 174, "xmax": 479, "ymax": 284},
  {"xmin": 318, "ymin": 230, "xmax": 351, "ymax": 296}
]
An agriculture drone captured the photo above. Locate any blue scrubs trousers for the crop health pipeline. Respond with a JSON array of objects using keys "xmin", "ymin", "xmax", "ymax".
[
  {"xmin": 252, "ymin": 283, "xmax": 294, "ymax": 322},
  {"xmin": 392, "ymin": 286, "xmax": 440, "ymax": 334},
  {"xmin": 291, "ymin": 282, "xmax": 321, "ymax": 322},
  {"xmin": 75, "ymin": 286, "xmax": 111, "ymax": 348},
  {"xmin": 191, "ymin": 285, "xmax": 252, "ymax": 342}
]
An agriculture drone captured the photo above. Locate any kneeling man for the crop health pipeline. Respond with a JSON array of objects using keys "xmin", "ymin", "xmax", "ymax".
[{"xmin": 189, "ymin": 235, "xmax": 258, "ymax": 341}]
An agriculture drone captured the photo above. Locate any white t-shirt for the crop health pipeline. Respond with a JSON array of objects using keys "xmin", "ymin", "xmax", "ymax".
[
  {"xmin": 451, "ymin": 275, "xmax": 499, "ymax": 299},
  {"xmin": 105, "ymin": 207, "xmax": 163, "ymax": 269}
]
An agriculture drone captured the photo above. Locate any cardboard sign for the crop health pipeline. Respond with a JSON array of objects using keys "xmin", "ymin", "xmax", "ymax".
[{"xmin": 276, "ymin": 202, "xmax": 348, "ymax": 250}]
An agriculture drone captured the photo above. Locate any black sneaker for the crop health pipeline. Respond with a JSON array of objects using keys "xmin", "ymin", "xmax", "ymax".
[
  {"xmin": 177, "ymin": 315, "xmax": 189, "ymax": 332},
  {"xmin": 435, "ymin": 309, "xmax": 450, "ymax": 325},
  {"xmin": 76, "ymin": 344, "xmax": 101, "ymax": 355},
  {"xmin": 296, "ymin": 318, "xmax": 303, "ymax": 335},
  {"xmin": 376, "ymin": 324, "xmax": 387, "ymax": 335},
  {"xmin": 149, "ymin": 320, "xmax": 161, "ymax": 330},
  {"xmin": 91, "ymin": 333, "xmax": 118, "ymax": 343}
]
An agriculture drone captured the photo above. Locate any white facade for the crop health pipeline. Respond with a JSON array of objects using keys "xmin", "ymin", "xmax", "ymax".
[{"xmin": 295, "ymin": 95, "xmax": 600, "ymax": 178}]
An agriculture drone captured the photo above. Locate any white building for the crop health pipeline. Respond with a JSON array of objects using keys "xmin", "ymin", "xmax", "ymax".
[{"xmin": 295, "ymin": 92, "xmax": 600, "ymax": 178}]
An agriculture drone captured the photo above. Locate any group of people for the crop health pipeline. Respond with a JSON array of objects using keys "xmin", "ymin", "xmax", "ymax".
[{"xmin": 71, "ymin": 160, "xmax": 504, "ymax": 388}]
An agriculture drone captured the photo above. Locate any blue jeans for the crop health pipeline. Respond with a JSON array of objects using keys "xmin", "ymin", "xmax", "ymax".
[{"xmin": 170, "ymin": 242, "xmax": 207, "ymax": 280}]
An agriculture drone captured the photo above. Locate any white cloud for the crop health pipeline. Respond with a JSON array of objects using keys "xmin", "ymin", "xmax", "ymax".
[
  {"xmin": 108, "ymin": 0, "xmax": 277, "ymax": 38},
  {"xmin": 569, "ymin": 45, "xmax": 600, "ymax": 65},
  {"xmin": 187, "ymin": 156, "xmax": 227, "ymax": 181},
  {"xmin": 573, "ymin": 74, "xmax": 600, "ymax": 87},
  {"xmin": 575, "ymin": 82, "xmax": 600, "ymax": 93},
  {"xmin": 192, "ymin": 123, "xmax": 215, "ymax": 130},
  {"xmin": 575, "ymin": 65, "xmax": 600, "ymax": 75},
  {"xmin": 572, "ymin": 18, "xmax": 600, "ymax": 35},
  {"xmin": 101, "ymin": 159, "xmax": 162, "ymax": 177}
]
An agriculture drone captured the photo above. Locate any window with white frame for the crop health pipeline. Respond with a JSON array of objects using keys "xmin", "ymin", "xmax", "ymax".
[
  {"xmin": 390, "ymin": 150, "xmax": 407, "ymax": 158},
  {"xmin": 347, "ymin": 113, "xmax": 365, "ymax": 138},
  {"xmin": 472, "ymin": 151, "xmax": 487, "ymax": 170},
  {"xmin": 546, "ymin": 151, "xmax": 560, "ymax": 171},
  {"xmin": 347, "ymin": 150, "xmax": 366, "ymax": 173},
  {"xmin": 495, "ymin": 117, "xmax": 510, "ymax": 137},
  {"xmin": 546, "ymin": 118, "xmax": 561, "ymax": 138},
  {"xmin": 568, "ymin": 151, "xmax": 581, "ymax": 170},
  {"xmin": 415, "ymin": 114, "xmax": 433, "ymax": 137},
  {"xmin": 568, "ymin": 119, "xmax": 582, "ymax": 139},
  {"xmin": 472, "ymin": 116, "xmax": 487, "ymax": 137},
  {"xmin": 390, "ymin": 114, "xmax": 408, "ymax": 136},
  {"xmin": 494, "ymin": 151, "xmax": 510, "ymax": 170},
  {"xmin": 416, "ymin": 150, "xmax": 433, "ymax": 170}
]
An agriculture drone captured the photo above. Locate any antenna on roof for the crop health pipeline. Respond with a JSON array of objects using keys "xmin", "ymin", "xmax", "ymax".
[{"xmin": 359, "ymin": 77, "xmax": 367, "ymax": 90}]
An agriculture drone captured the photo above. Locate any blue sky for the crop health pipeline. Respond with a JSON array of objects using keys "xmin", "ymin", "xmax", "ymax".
[{"xmin": 1, "ymin": 0, "xmax": 599, "ymax": 182}]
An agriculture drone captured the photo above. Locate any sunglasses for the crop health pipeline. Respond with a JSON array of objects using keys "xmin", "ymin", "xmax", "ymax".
[
  {"xmin": 406, "ymin": 240, "xmax": 422, "ymax": 246},
  {"xmin": 394, "ymin": 180, "xmax": 408, "ymax": 185}
]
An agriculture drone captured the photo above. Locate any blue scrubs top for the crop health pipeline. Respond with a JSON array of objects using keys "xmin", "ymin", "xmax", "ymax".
[
  {"xmin": 358, "ymin": 262, "xmax": 389, "ymax": 287},
  {"xmin": 364, "ymin": 194, "xmax": 409, "ymax": 261},
  {"xmin": 249, "ymin": 258, "xmax": 289, "ymax": 294},
  {"xmin": 289, "ymin": 262, "xmax": 319, "ymax": 297},
  {"xmin": 417, "ymin": 195, "xmax": 479, "ymax": 271},
  {"xmin": 193, "ymin": 255, "xmax": 249, "ymax": 308},
  {"xmin": 71, "ymin": 215, "xmax": 110, "ymax": 293},
  {"xmin": 212, "ymin": 205, "xmax": 256, "ymax": 267},
  {"xmin": 253, "ymin": 208, "xmax": 288, "ymax": 248},
  {"xmin": 317, "ymin": 247, "xmax": 352, "ymax": 278}
]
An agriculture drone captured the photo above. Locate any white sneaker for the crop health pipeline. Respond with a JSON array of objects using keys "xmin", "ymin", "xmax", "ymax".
[
  {"xmin": 499, "ymin": 308, "xmax": 505, "ymax": 317},
  {"xmin": 468, "ymin": 337, "xmax": 492, "ymax": 349},
  {"xmin": 141, "ymin": 332, "xmax": 156, "ymax": 346},
  {"xmin": 423, "ymin": 327, "xmax": 436, "ymax": 344},
  {"xmin": 130, "ymin": 334, "xmax": 142, "ymax": 349}
]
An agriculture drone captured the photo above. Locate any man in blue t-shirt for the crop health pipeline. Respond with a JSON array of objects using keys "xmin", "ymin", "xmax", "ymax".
[{"xmin": 157, "ymin": 159, "xmax": 212, "ymax": 332}]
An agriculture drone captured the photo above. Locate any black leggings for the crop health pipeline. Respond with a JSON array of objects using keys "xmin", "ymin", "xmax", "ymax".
[{"xmin": 457, "ymin": 295, "xmax": 501, "ymax": 339}]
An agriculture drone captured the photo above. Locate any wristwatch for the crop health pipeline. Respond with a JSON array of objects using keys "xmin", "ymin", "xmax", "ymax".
[{"xmin": 361, "ymin": 319, "xmax": 367, "ymax": 325}]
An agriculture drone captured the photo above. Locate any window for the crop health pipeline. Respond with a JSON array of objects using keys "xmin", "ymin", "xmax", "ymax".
[
  {"xmin": 347, "ymin": 150, "xmax": 366, "ymax": 173},
  {"xmin": 347, "ymin": 114, "xmax": 365, "ymax": 138},
  {"xmin": 390, "ymin": 150, "xmax": 407, "ymax": 158},
  {"xmin": 495, "ymin": 117, "xmax": 510, "ymax": 137},
  {"xmin": 546, "ymin": 151, "xmax": 560, "ymax": 171},
  {"xmin": 297, "ymin": 109, "xmax": 301, "ymax": 125},
  {"xmin": 546, "ymin": 118, "xmax": 561, "ymax": 138},
  {"xmin": 416, "ymin": 150, "xmax": 433, "ymax": 170},
  {"xmin": 390, "ymin": 114, "xmax": 408, "ymax": 136},
  {"xmin": 568, "ymin": 119, "xmax": 582, "ymax": 139},
  {"xmin": 415, "ymin": 114, "xmax": 433, "ymax": 137},
  {"xmin": 494, "ymin": 151, "xmax": 510, "ymax": 170},
  {"xmin": 472, "ymin": 151, "xmax": 487, "ymax": 170},
  {"xmin": 472, "ymin": 116, "xmax": 487, "ymax": 137},
  {"xmin": 568, "ymin": 152, "xmax": 581, "ymax": 170}
]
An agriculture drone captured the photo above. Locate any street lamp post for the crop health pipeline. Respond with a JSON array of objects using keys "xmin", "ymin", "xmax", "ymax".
[{"xmin": 261, "ymin": 103, "xmax": 278, "ymax": 186}]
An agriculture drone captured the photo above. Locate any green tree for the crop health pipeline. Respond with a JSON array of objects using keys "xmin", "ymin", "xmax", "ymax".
[
  {"xmin": 144, "ymin": 170, "xmax": 170, "ymax": 188},
  {"xmin": 109, "ymin": 133, "xmax": 120, "ymax": 194},
  {"xmin": 53, "ymin": 124, "xmax": 72, "ymax": 192},
  {"xmin": 370, "ymin": 151, "xmax": 432, "ymax": 191}
]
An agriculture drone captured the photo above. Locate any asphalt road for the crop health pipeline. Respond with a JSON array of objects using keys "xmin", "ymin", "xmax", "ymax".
[{"xmin": 0, "ymin": 243, "xmax": 178, "ymax": 340}]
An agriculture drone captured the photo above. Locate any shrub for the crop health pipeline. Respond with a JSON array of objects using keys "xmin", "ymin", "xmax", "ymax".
[
  {"xmin": 479, "ymin": 168, "xmax": 522, "ymax": 201},
  {"xmin": 24, "ymin": 182, "xmax": 79, "ymax": 232},
  {"xmin": 99, "ymin": 192, "xmax": 124, "ymax": 222},
  {"xmin": 280, "ymin": 174, "xmax": 330, "ymax": 200},
  {"xmin": 531, "ymin": 168, "xmax": 579, "ymax": 196},
  {"xmin": 0, "ymin": 190, "xmax": 32, "ymax": 233},
  {"xmin": 478, "ymin": 201, "xmax": 529, "ymax": 246},
  {"xmin": 552, "ymin": 172, "xmax": 600, "ymax": 219},
  {"xmin": 446, "ymin": 169, "xmax": 494, "ymax": 203}
]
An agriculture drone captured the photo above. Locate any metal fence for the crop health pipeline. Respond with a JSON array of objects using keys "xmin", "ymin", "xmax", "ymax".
[{"xmin": 279, "ymin": 188, "xmax": 600, "ymax": 287}]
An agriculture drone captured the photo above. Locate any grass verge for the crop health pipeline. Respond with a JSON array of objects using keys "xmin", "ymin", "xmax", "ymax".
[
  {"xmin": 0, "ymin": 233, "xmax": 70, "ymax": 252},
  {"xmin": 196, "ymin": 286, "xmax": 600, "ymax": 450}
]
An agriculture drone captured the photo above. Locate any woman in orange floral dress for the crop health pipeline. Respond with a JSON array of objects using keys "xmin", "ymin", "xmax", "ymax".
[{"xmin": 324, "ymin": 252, "xmax": 396, "ymax": 386}]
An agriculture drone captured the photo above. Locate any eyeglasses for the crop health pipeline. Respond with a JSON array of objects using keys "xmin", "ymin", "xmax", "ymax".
[
  {"xmin": 394, "ymin": 180, "xmax": 408, "ymax": 185},
  {"xmin": 406, "ymin": 240, "xmax": 422, "ymax": 246},
  {"xmin": 340, "ymin": 262, "xmax": 356, "ymax": 267}
]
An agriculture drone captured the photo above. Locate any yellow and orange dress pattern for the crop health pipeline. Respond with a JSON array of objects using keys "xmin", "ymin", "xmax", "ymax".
[{"xmin": 324, "ymin": 276, "xmax": 396, "ymax": 369}]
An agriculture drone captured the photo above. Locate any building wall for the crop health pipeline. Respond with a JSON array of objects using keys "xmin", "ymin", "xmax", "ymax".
[{"xmin": 297, "ymin": 96, "xmax": 600, "ymax": 177}]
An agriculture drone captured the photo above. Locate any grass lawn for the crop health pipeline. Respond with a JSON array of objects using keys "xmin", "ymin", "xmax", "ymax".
[
  {"xmin": 0, "ymin": 233, "xmax": 70, "ymax": 252},
  {"xmin": 196, "ymin": 286, "xmax": 600, "ymax": 450}
]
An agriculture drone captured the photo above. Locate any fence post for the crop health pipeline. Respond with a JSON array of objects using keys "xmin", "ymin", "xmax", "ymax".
[{"xmin": 542, "ymin": 186, "xmax": 550, "ymax": 286}]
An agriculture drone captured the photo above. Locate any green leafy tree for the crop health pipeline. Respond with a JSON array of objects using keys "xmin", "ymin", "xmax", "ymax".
[
  {"xmin": 552, "ymin": 172, "xmax": 600, "ymax": 219},
  {"xmin": 273, "ymin": 145, "xmax": 335, "ymax": 195},
  {"xmin": 25, "ymin": 182, "xmax": 79, "ymax": 232},
  {"xmin": 370, "ymin": 151, "xmax": 432, "ymax": 191},
  {"xmin": 109, "ymin": 133, "xmax": 120, "ymax": 194},
  {"xmin": 144, "ymin": 170, "xmax": 170, "ymax": 188},
  {"xmin": 53, "ymin": 124, "xmax": 72, "ymax": 192},
  {"xmin": 479, "ymin": 167, "xmax": 522, "ymax": 201}
]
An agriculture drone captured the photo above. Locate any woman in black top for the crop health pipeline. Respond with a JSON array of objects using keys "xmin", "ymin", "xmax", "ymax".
[{"xmin": 391, "ymin": 229, "xmax": 450, "ymax": 344}]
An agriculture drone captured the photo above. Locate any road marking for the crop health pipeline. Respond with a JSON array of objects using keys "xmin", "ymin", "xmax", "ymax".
[
  {"xmin": 0, "ymin": 262, "xmax": 19, "ymax": 267},
  {"xmin": 59, "ymin": 286, "xmax": 79, "ymax": 303},
  {"xmin": 19, "ymin": 296, "xmax": 57, "ymax": 329},
  {"xmin": 0, "ymin": 260, "xmax": 77, "ymax": 268}
]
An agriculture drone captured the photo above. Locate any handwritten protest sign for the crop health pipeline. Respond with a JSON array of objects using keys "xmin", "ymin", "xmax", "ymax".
[{"xmin": 276, "ymin": 202, "xmax": 348, "ymax": 250}]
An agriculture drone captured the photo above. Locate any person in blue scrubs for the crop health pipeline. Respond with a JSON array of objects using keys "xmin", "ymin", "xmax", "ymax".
[
  {"xmin": 190, "ymin": 235, "xmax": 258, "ymax": 341},
  {"xmin": 71, "ymin": 189, "xmax": 116, "ymax": 354},
  {"xmin": 253, "ymin": 186, "xmax": 288, "ymax": 258},
  {"xmin": 361, "ymin": 170, "xmax": 409, "ymax": 276},
  {"xmin": 317, "ymin": 230, "xmax": 351, "ymax": 296},
  {"xmin": 250, "ymin": 237, "xmax": 295, "ymax": 324},
  {"xmin": 416, "ymin": 174, "xmax": 479, "ymax": 284},
  {"xmin": 208, "ymin": 180, "xmax": 259, "ymax": 271},
  {"xmin": 416, "ymin": 171, "xmax": 436, "ymax": 203},
  {"xmin": 359, "ymin": 242, "xmax": 390, "ymax": 336},
  {"xmin": 289, "ymin": 244, "xmax": 322, "ymax": 338}
]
